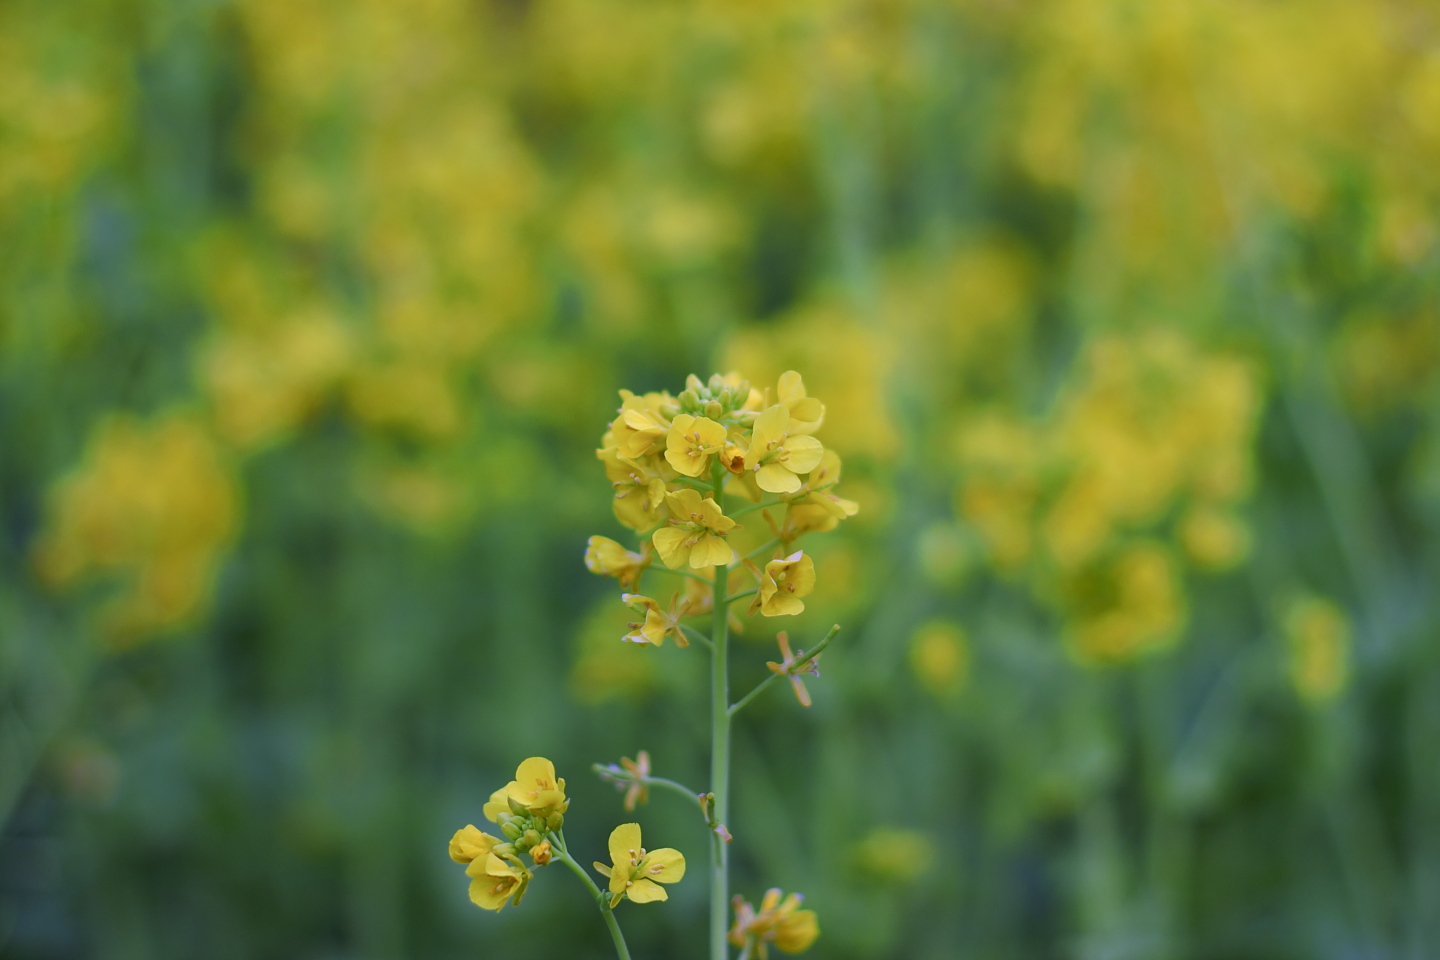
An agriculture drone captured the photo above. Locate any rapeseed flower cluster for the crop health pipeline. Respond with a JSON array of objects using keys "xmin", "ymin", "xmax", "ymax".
[
  {"xmin": 587, "ymin": 371, "xmax": 857, "ymax": 644},
  {"xmin": 448, "ymin": 758, "xmax": 685, "ymax": 916}
]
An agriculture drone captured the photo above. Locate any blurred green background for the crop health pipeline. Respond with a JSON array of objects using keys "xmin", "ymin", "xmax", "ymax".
[{"xmin": 3, "ymin": 0, "xmax": 1439, "ymax": 957}]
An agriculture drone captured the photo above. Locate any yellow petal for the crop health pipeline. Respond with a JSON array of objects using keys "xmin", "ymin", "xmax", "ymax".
[
  {"xmin": 652, "ymin": 527, "xmax": 691, "ymax": 568},
  {"xmin": 468, "ymin": 874, "xmax": 516, "ymax": 911},
  {"xmin": 664, "ymin": 487, "xmax": 705, "ymax": 518},
  {"xmin": 593, "ymin": 861, "xmax": 612, "ymax": 878},
  {"xmin": 761, "ymin": 594, "xmax": 806, "ymax": 616},
  {"xmin": 625, "ymin": 877, "xmax": 669, "ymax": 904},
  {"xmin": 449, "ymin": 825, "xmax": 497, "ymax": 864},
  {"xmin": 783, "ymin": 435, "xmax": 824, "ymax": 475},
  {"xmin": 608, "ymin": 822, "xmax": 643, "ymax": 869},
  {"xmin": 747, "ymin": 405, "xmax": 789, "ymax": 461},
  {"xmin": 641, "ymin": 847, "xmax": 686, "ymax": 884},
  {"xmin": 756, "ymin": 463, "xmax": 801, "ymax": 494},
  {"xmin": 775, "ymin": 910, "xmax": 820, "ymax": 953},
  {"xmin": 777, "ymin": 371, "xmax": 806, "ymax": 405},
  {"xmin": 514, "ymin": 757, "xmax": 556, "ymax": 790},
  {"xmin": 482, "ymin": 787, "xmax": 509, "ymax": 823},
  {"xmin": 689, "ymin": 535, "xmax": 734, "ymax": 569}
]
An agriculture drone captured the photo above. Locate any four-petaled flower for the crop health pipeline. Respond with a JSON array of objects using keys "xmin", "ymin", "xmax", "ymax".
[
  {"xmin": 747, "ymin": 405, "xmax": 825, "ymax": 494},
  {"xmin": 766, "ymin": 632, "xmax": 820, "ymax": 707},
  {"xmin": 598, "ymin": 448, "xmax": 670, "ymax": 531},
  {"xmin": 483, "ymin": 757, "xmax": 569, "ymax": 822},
  {"xmin": 593, "ymin": 822, "xmax": 686, "ymax": 907},
  {"xmin": 621, "ymin": 593, "xmax": 699, "ymax": 647},
  {"xmin": 466, "ymin": 847, "xmax": 532, "ymax": 912},
  {"xmin": 652, "ymin": 488, "xmax": 737, "ymax": 569},
  {"xmin": 610, "ymin": 390, "xmax": 673, "ymax": 459},
  {"xmin": 730, "ymin": 888, "xmax": 820, "ymax": 957},
  {"xmin": 665, "ymin": 414, "xmax": 728, "ymax": 477},
  {"xmin": 753, "ymin": 551, "xmax": 816, "ymax": 617}
]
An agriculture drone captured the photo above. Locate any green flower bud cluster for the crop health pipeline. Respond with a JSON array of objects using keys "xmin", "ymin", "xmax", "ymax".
[
  {"xmin": 677, "ymin": 373, "xmax": 753, "ymax": 422},
  {"xmin": 495, "ymin": 799, "xmax": 563, "ymax": 854}
]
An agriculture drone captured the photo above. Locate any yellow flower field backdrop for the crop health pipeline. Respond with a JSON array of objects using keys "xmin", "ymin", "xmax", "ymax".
[{"xmin": 2, "ymin": 0, "xmax": 1438, "ymax": 957}]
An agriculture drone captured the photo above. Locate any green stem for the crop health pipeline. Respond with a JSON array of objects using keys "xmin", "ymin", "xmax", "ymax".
[
  {"xmin": 745, "ymin": 538, "xmax": 783, "ymax": 563},
  {"xmin": 650, "ymin": 566, "xmax": 715, "ymax": 586},
  {"xmin": 709, "ymin": 459, "xmax": 732, "ymax": 960},
  {"xmin": 551, "ymin": 842, "xmax": 632, "ymax": 960},
  {"xmin": 728, "ymin": 588, "xmax": 758, "ymax": 603},
  {"xmin": 648, "ymin": 776, "xmax": 708, "ymax": 812},
  {"xmin": 680, "ymin": 623, "xmax": 715, "ymax": 650},
  {"xmin": 727, "ymin": 499, "xmax": 783, "ymax": 520}
]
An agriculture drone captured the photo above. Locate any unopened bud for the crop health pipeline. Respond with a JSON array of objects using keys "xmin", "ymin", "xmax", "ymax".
[
  {"xmin": 501, "ymin": 821, "xmax": 523, "ymax": 840},
  {"xmin": 547, "ymin": 812, "xmax": 565, "ymax": 831},
  {"xmin": 508, "ymin": 797, "xmax": 529, "ymax": 817},
  {"xmin": 705, "ymin": 400, "xmax": 724, "ymax": 419},
  {"xmin": 685, "ymin": 374, "xmax": 704, "ymax": 393},
  {"xmin": 522, "ymin": 829, "xmax": 543, "ymax": 848},
  {"xmin": 679, "ymin": 388, "xmax": 700, "ymax": 409},
  {"xmin": 530, "ymin": 840, "xmax": 553, "ymax": 866}
]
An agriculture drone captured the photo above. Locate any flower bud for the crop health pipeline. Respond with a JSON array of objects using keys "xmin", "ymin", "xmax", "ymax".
[
  {"xmin": 508, "ymin": 796, "xmax": 529, "ymax": 817},
  {"xmin": 522, "ymin": 829, "xmax": 543, "ymax": 848},
  {"xmin": 501, "ymin": 821, "xmax": 524, "ymax": 840},
  {"xmin": 705, "ymin": 400, "xmax": 724, "ymax": 419},
  {"xmin": 679, "ymin": 388, "xmax": 700, "ymax": 410},
  {"xmin": 530, "ymin": 839, "xmax": 553, "ymax": 866},
  {"xmin": 685, "ymin": 374, "xmax": 704, "ymax": 393},
  {"xmin": 546, "ymin": 812, "xmax": 565, "ymax": 831}
]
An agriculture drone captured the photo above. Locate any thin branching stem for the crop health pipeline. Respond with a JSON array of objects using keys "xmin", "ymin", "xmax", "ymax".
[{"xmin": 550, "ymin": 837, "xmax": 632, "ymax": 960}]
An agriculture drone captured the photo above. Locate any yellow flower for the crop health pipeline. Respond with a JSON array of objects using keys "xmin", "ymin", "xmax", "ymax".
[
  {"xmin": 778, "ymin": 504, "xmax": 841, "ymax": 544},
  {"xmin": 449, "ymin": 824, "xmax": 500, "ymax": 864},
  {"xmin": 665, "ymin": 414, "xmax": 727, "ymax": 477},
  {"xmin": 729, "ymin": 888, "xmax": 820, "ymax": 957},
  {"xmin": 466, "ymin": 849, "xmax": 531, "ymax": 911},
  {"xmin": 599, "ymin": 448, "xmax": 670, "ymax": 531},
  {"xmin": 784, "ymin": 450, "xmax": 858, "ymax": 520},
  {"xmin": 585, "ymin": 536, "xmax": 652, "ymax": 591},
  {"xmin": 752, "ymin": 551, "xmax": 816, "ymax": 617},
  {"xmin": 777, "ymin": 370, "xmax": 825, "ymax": 435},
  {"xmin": 592, "ymin": 822, "xmax": 686, "ymax": 907},
  {"xmin": 609, "ymin": 390, "xmax": 674, "ymax": 460},
  {"xmin": 482, "ymin": 757, "xmax": 569, "ymax": 821},
  {"xmin": 529, "ymin": 839, "xmax": 553, "ymax": 866},
  {"xmin": 1285, "ymin": 595, "xmax": 1350, "ymax": 702},
  {"xmin": 766, "ymin": 632, "xmax": 820, "ymax": 707},
  {"xmin": 621, "ymin": 593, "xmax": 698, "ymax": 647},
  {"xmin": 652, "ymin": 489, "xmax": 737, "ymax": 569},
  {"xmin": 747, "ymin": 406, "xmax": 825, "ymax": 494}
]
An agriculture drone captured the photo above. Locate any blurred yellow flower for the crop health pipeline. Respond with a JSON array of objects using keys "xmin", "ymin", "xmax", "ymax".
[
  {"xmin": 729, "ymin": 888, "xmax": 819, "ymax": 957},
  {"xmin": 592, "ymin": 822, "xmax": 686, "ymax": 907},
  {"xmin": 585, "ymin": 536, "xmax": 651, "ymax": 591},
  {"xmin": 1285, "ymin": 595, "xmax": 1350, "ymax": 703},
  {"xmin": 851, "ymin": 828, "xmax": 933, "ymax": 884},
  {"xmin": 908, "ymin": 621, "xmax": 969, "ymax": 700},
  {"xmin": 652, "ymin": 489, "xmax": 737, "ymax": 569}
]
